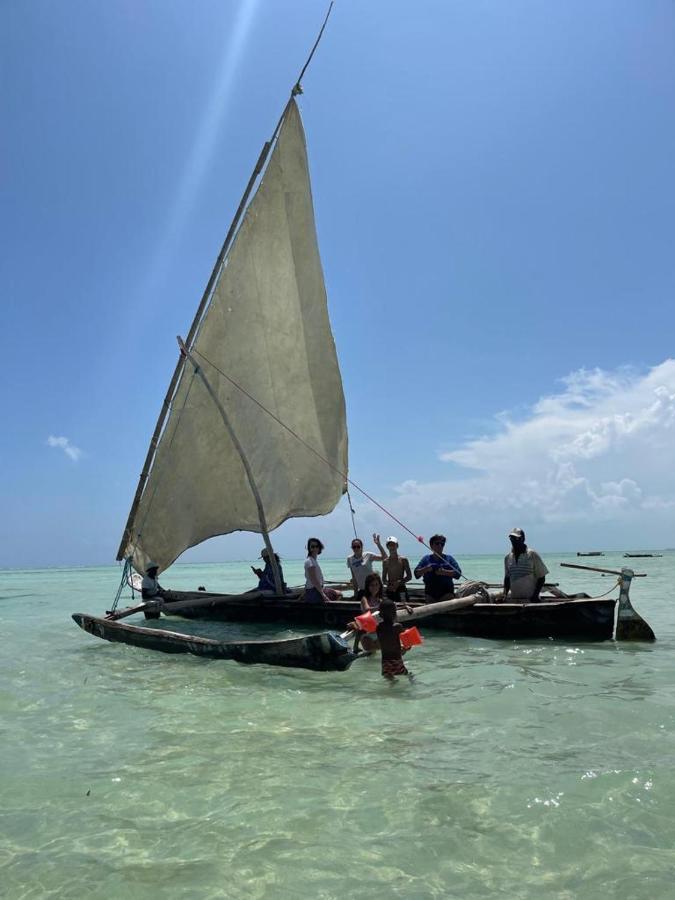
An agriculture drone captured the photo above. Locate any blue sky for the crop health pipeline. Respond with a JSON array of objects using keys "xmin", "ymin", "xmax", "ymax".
[{"xmin": 2, "ymin": 0, "xmax": 674, "ymax": 568}]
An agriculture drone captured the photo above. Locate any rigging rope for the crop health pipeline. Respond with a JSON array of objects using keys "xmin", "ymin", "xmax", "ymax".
[
  {"xmin": 345, "ymin": 487, "xmax": 358, "ymax": 539},
  {"xmin": 111, "ymin": 557, "xmax": 133, "ymax": 613},
  {"xmin": 192, "ymin": 347, "xmax": 431, "ymax": 551}
]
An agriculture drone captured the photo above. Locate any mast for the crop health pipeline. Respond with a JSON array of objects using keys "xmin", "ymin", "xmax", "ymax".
[
  {"xmin": 117, "ymin": 4, "xmax": 335, "ymax": 565},
  {"xmin": 177, "ymin": 338, "xmax": 285, "ymax": 594}
]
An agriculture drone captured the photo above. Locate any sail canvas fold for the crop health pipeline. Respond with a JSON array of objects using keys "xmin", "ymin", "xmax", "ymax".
[{"xmin": 120, "ymin": 100, "xmax": 347, "ymax": 573}]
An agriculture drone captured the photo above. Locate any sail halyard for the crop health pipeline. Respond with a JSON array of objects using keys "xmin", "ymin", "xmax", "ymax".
[{"xmin": 118, "ymin": 97, "xmax": 348, "ymax": 575}]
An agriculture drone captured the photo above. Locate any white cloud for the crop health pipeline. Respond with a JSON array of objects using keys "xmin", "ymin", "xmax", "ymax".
[
  {"xmin": 47, "ymin": 435, "xmax": 82, "ymax": 462},
  {"xmin": 378, "ymin": 360, "xmax": 675, "ymax": 551}
]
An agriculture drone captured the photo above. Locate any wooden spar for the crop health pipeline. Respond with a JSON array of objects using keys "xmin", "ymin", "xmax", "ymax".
[
  {"xmin": 340, "ymin": 594, "xmax": 482, "ymax": 638},
  {"xmin": 177, "ymin": 337, "xmax": 284, "ymax": 595},
  {"xmin": 116, "ymin": 4, "xmax": 335, "ymax": 563},
  {"xmin": 106, "ymin": 602, "xmax": 150, "ymax": 621},
  {"xmin": 560, "ymin": 562, "xmax": 647, "ymax": 577}
]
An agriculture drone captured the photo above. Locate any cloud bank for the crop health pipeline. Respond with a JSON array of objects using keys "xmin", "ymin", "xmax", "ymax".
[
  {"xmin": 47, "ymin": 435, "xmax": 82, "ymax": 462},
  {"xmin": 380, "ymin": 360, "xmax": 675, "ymax": 551}
]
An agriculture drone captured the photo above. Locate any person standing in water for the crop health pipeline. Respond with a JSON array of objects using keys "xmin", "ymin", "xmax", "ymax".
[{"xmin": 376, "ymin": 598, "xmax": 413, "ymax": 682}]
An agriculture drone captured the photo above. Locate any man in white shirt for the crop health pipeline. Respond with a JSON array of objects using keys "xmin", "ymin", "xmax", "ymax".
[{"xmin": 503, "ymin": 528, "xmax": 549, "ymax": 602}]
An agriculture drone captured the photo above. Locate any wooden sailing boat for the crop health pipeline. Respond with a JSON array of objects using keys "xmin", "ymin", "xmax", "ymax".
[
  {"xmin": 72, "ymin": 8, "xmax": 364, "ymax": 671},
  {"xmin": 73, "ymin": 9, "xmax": 656, "ymax": 660}
]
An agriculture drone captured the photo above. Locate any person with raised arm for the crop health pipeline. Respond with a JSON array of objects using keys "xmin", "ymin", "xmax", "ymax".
[
  {"xmin": 382, "ymin": 536, "xmax": 412, "ymax": 601},
  {"xmin": 347, "ymin": 533, "xmax": 386, "ymax": 598}
]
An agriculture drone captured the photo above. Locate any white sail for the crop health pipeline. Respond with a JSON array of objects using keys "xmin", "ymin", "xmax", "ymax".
[{"xmin": 120, "ymin": 99, "xmax": 347, "ymax": 573}]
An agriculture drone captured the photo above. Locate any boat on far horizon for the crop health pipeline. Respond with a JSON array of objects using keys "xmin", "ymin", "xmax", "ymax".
[
  {"xmin": 624, "ymin": 553, "xmax": 662, "ymax": 558},
  {"xmin": 577, "ymin": 551, "xmax": 604, "ymax": 557}
]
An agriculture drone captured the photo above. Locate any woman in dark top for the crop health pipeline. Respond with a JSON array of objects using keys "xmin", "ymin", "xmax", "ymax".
[{"xmin": 251, "ymin": 548, "xmax": 287, "ymax": 593}]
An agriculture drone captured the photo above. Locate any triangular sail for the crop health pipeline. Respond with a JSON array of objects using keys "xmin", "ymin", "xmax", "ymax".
[{"xmin": 119, "ymin": 99, "xmax": 347, "ymax": 573}]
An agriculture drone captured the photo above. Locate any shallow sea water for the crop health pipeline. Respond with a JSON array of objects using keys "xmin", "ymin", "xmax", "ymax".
[{"xmin": 1, "ymin": 552, "xmax": 675, "ymax": 899}]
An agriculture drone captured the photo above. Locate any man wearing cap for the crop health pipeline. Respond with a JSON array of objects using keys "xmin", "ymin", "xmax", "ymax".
[
  {"xmin": 382, "ymin": 536, "xmax": 412, "ymax": 601},
  {"xmin": 503, "ymin": 528, "xmax": 549, "ymax": 602}
]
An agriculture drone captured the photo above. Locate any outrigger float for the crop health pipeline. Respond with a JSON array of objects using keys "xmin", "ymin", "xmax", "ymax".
[{"xmin": 72, "ymin": 596, "xmax": 479, "ymax": 673}]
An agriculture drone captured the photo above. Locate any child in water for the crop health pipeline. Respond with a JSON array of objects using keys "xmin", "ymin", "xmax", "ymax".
[{"xmin": 376, "ymin": 598, "xmax": 413, "ymax": 682}]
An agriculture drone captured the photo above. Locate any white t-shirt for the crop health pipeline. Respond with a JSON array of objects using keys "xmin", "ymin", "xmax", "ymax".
[
  {"xmin": 304, "ymin": 556, "xmax": 324, "ymax": 590},
  {"xmin": 347, "ymin": 552, "xmax": 377, "ymax": 591},
  {"xmin": 504, "ymin": 549, "xmax": 549, "ymax": 600}
]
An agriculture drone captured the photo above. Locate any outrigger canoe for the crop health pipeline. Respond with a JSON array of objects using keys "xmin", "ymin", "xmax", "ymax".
[{"xmin": 72, "ymin": 595, "xmax": 481, "ymax": 672}]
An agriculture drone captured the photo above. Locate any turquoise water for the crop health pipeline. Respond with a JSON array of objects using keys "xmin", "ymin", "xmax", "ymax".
[{"xmin": 2, "ymin": 552, "xmax": 674, "ymax": 898}]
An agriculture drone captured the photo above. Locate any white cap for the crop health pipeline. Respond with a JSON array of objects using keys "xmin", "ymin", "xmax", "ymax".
[{"xmin": 386, "ymin": 536, "xmax": 399, "ymax": 545}]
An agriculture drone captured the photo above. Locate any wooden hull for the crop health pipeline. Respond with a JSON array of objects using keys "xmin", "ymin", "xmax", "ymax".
[
  {"xmin": 72, "ymin": 613, "xmax": 356, "ymax": 672},
  {"xmin": 156, "ymin": 592, "xmax": 618, "ymax": 641}
]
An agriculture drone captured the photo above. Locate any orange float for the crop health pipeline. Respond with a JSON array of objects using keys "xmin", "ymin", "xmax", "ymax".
[{"xmin": 400, "ymin": 626, "xmax": 423, "ymax": 649}]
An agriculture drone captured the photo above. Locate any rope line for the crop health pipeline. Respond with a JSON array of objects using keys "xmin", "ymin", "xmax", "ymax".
[
  {"xmin": 111, "ymin": 557, "xmax": 133, "ymax": 613},
  {"xmin": 591, "ymin": 577, "xmax": 622, "ymax": 599},
  {"xmin": 192, "ymin": 347, "xmax": 430, "ymax": 551},
  {"xmin": 345, "ymin": 487, "xmax": 358, "ymax": 539}
]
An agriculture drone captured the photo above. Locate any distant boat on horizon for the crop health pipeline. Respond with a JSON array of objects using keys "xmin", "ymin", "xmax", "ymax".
[
  {"xmin": 623, "ymin": 553, "xmax": 663, "ymax": 558},
  {"xmin": 577, "ymin": 551, "xmax": 604, "ymax": 557}
]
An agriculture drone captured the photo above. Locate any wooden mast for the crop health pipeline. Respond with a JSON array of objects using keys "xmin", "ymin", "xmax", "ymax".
[
  {"xmin": 177, "ymin": 338, "xmax": 285, "ymax": 594},
  {"xmin": 116, "ymin": 3, "xmax": 335, "ymax": 565}
]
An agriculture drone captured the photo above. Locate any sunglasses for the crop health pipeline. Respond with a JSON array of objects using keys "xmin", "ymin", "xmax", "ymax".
[
  {"xmin": 431, "ymin": 541, "xmax": 445, "ymax": 547},
  {"xmin": 351, "ymin": 544, "xmax": 362, "ymax": 549},
  {"xmin": 309, "ymin": 543, "xmax": 321, "ymax": 549}
]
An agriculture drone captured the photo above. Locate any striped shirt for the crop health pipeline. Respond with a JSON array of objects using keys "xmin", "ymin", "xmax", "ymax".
[{"xmin": 504, "ymin": 549, "xmax": 548, "ymax": 600}]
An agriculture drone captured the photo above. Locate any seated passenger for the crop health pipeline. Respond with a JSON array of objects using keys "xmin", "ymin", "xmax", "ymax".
[
  {"xmin": 251, "ymin": 548, "xmax": 288, "ymax": 593},
  {"xmin": 141, "ymin": 561, "xmax": 167, "ymax": 601},
  {"xmin": 414, "ymin": 534, "xmax": 462, "ymax": 602},
  {"xmin": 502, "ymin": 528, "xmax": 549, "ymax": 602},
  {"xmin": 304, "ymin": 538, "xmax": 342, "ymax": 603}
]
